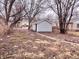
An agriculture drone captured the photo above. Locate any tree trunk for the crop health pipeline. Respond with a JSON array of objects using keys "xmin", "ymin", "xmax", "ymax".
[
  {"xmin": 28, "ymin": 20, "xmax": 31, "ymax": 30},
  {"xmin": 28, "ymin": 21, "xmax": 31, "ymax": 30},
  {"xmin": 60, "ymin": 28, "xmax": 67, "ymax": 34},
  {"xmin": 59, "ymin": 22, "xmax": 67, "ymax": 34},
  {"xmin": 28, "ymin": 25, "xmax": 31, "ymax": 30},
  {"xmin": 5, "ymin": 23, "xmax": 16, "ymax": 35},
  {"xmin": 6, "ymin": 25, "xmax": 14, "ymax": 35}
]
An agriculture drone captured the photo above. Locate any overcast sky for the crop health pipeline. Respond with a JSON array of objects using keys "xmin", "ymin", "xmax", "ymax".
[{"xmin": 0, "ymin": 0, "xmax": 79, "ymax": 22}]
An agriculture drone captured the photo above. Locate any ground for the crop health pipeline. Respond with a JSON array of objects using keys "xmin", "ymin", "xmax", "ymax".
[
  {"xmin": 0, "ymin": 29, "xmax": 79, "ymax": 59},
  {"xmin": 40, "ymin": 31, "xmax": 79, "ymax": 43}
]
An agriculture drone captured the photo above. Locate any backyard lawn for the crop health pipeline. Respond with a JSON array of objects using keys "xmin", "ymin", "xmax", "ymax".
[{"xmin": 0, "ymin": 29, "xmax": 79, "ymax": 59}]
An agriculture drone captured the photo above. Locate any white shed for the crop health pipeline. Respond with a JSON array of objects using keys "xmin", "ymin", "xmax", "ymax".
[
  {"xmin": 73, "ymin": 21, "xmax": 79, "ymax": 31},
  {"xmin": 31, "ymin": 20, "xmax": 53, "ymax": 32}
]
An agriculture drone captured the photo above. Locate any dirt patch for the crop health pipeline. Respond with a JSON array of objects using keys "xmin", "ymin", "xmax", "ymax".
[{"xmin": 40, "ymin": 31, "xmax": 79, "ymax": 44}]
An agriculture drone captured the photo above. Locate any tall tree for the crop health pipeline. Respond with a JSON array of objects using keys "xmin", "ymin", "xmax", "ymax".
[
  {"xmin": 0, "ymin": 0, "xmax": 25, "ymax": 34},
  {"xmin": 24, "ymin": 0, "xmax": 46, "ymax": 30},
  {"xmin": 47, "ymin": 0, "xmax": 78, "ymax": 34}
]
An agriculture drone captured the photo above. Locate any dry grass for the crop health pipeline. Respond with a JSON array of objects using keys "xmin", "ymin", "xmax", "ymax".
[
  {"xmin": 0, "ymin": 30, "xmax": 79, "ymax": 59},
  {"xmin": 68, "ymin": 31, "xmax": 79, "ymax": 37}
]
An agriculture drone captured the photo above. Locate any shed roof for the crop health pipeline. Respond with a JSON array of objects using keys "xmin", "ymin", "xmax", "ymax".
[{"xmin": 32, "ymin": 19, "xmax": 53, "ymax": 25}]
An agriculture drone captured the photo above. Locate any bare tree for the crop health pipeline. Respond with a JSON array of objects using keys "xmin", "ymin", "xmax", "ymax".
[
  {"xmin": 47, "ymin": 0, "xmax": 78, "ymax": 34},
  {"xmin": 0, "ymin": 0, "xmax": 25, "ymax": 34},
  {"xmin": 9, "ymin": 0, "xmax": 26, "ymax": 28},
  {"xmin": 24, "ymin": 0, "xmax": 46, "ymax": 30}
]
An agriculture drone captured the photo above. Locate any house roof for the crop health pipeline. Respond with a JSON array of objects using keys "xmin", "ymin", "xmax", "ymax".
[
  {"xmin": 74, "ymin": 21, "xmax": 79, "ymax": 23},
  {"xmin": 32, "ymin": 19, "xmax": 53, "ymax": 25}
]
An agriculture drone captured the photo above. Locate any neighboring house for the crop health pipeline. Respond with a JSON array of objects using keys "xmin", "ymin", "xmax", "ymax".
[
  {"xmin": 31, "ymin": 19, "xmax": 53, "ymax": 32},
  {"xmin": 67, "ymin": 22, "xmax": 73, "ymax": 31},
  {"xmin": 72, "ymin": 21, "xmax": 79, "ymax": 31},
  {"xmin": 52, "ymin": 21, "xmax": 74, "ymax": 31},
  {"xmin": 16, "ymin": 20, "xmax": 29, "ymax": 28}
]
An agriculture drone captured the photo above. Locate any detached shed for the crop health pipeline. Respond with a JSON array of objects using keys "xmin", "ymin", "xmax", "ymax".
[{"xmin": 31, "ymin": 20, "xmax": 53, "ymax": 32}]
